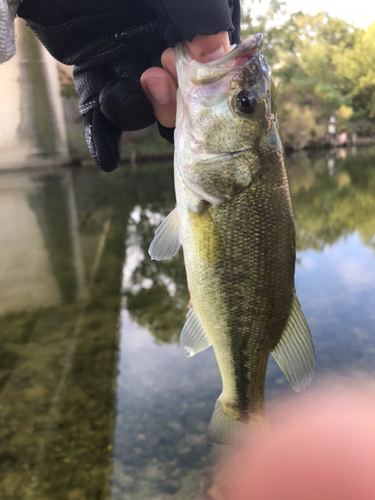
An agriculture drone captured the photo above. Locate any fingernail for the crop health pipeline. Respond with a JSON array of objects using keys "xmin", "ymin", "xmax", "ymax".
[
  {"xmin": 199, "ymin": 46, "xmax": 226, "ymax": 64},
  {"xmin": 143, "ymin": 77, "xmax": 172, "ymax": 105}
]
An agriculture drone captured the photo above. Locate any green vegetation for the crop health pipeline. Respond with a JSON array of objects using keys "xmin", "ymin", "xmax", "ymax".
[
  {"xmin": 242, "ymin": 2, "xmax": 375, "ymax": 150},
  {"xmin": 288, "ymin": 147, "xmax": 375, "ymax": 251},
  {"xmin": 60, "ymin": 4, "xmax": 375, "ymax": 159}
]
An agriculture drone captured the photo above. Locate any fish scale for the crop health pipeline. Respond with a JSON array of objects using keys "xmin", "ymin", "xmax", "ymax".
[
  {"xmin": 149, "ymin": 34, "xmax": 315, "ymax": 444},
  {"xmin": 205, "ymin": 160, "xmax": 295, "ymax": 417}
]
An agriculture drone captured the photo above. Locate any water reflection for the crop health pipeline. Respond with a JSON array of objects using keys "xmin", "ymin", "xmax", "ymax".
[
  {"xmin": 123, "ymin": 205, "xmax": 189, "ymax": 344},
  {"xmin": 112, "ymin": 309, "xmax": 218, "ymax": 499},
  {"xmin": 0, "ymin": 168, "xmax": 123, "ymax": 499},
  {"xmin": 297, "ymin": 234, "xmax": 375, "ymax": 376},
  {"xmin": 288, "ymin": 147, "xmax": 375, "ymax": 252},
  {"xmin": 0, "ymin": 147, "xmax": 374, "ymax": 499}
]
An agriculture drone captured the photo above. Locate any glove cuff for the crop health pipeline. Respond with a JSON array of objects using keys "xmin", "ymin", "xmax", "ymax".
[{"xmin": 144, "ymin": 0, "xmax": 240, "ymax": 46}]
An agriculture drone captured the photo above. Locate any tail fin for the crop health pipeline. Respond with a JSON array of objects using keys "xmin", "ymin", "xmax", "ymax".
[{"xmin": 208, "ymin": 396, "xmax": 267, "ymax": 445}]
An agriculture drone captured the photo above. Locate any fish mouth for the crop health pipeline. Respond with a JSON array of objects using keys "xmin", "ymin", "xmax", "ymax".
[
  {"xmin": 176, "ymin": 34, "xmax": 264, "ymax": 87},
  {"xmin": 177, "ymin": 33, "xmax": 263, "ymax": 67},
  {"xmin": 204, "ymin": 33, "xmax": 263, "ymax": 69}
]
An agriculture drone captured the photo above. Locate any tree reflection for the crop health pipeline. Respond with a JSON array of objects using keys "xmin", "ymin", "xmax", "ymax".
[
  {"xmin": 288, "ymin": 148, "xmax": 375, "ymax": 251},
  {"xmin": 0, "ymin": 151, "xmax": 374, "ymax": 497},
  {"xmin": 121, "ymin": 149, "xmax": 375, "ymax": 345},
  {"xmin": 123, "ymin": 205, "xmax": 189, "ymax": 343},
  {"xmin": 77, "ymin": 161, "xmax": 190, "ymax": 343}
]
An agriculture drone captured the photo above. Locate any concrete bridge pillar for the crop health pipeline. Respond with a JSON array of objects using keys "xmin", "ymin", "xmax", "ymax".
[{"xmin": 0, "ymin": 18, "xmax": 69, "ymax": 169}]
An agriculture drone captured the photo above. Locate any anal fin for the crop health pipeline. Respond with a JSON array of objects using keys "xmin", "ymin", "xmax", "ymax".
[
  {"xmin": 181, "ymin": 308, "xmax": 212, "ymax": 357},
  {"xmin": 272, "ymin": 291, "xmax": 315, "ymax": 392},
  {"xmin": 148, "ymin": 208, "xmax": 181, "ymax": 261}
]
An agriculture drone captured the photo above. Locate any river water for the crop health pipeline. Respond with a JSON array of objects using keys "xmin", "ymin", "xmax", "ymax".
[{"xmin": 0, "ymin": 146, "xmax": 374, "ymax": 499}]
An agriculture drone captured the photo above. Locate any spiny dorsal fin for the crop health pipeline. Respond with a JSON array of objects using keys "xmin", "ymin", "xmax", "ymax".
[
  {"xmin": 272, "ymin": 291, "xmax": 315, "ymax": 392},
  {"xmin": 181, "ymin": 308, "xmax": 212, "ymax": 357},
  {"xmin": 148, "ymin": 208, "xmax": 181, "ymax": 261}
]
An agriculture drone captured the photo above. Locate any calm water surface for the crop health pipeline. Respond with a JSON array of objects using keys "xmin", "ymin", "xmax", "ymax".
[{"xmin": 0, "ymin": 147, "xmax": 374, "ymax": 499}]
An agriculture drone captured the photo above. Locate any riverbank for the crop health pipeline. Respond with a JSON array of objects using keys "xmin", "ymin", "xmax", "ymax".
[
  {"xmin": 73, "ymin": 129, "xmax": 375, "ymax": 168},
  {"xmin": 291, "ymin": 134, "xmax": 375, "ymax": 155},
  {"xmin": 62, "ymin": 95, "xmax": 375, "ymax": 167}
]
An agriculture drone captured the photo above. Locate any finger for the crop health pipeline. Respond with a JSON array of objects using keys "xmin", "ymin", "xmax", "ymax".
[
  {"xmin": 82, "ymin": 108, "xmax": 122, "ymax": 172},
  {"xmin": 185, "ymin": 31, "xmax": 230, "ymax": 62},
  {"xmin": 142, "ymin": 31, "xmax": 231, "ymax": 136},
  {"xmin": 161, "ymin": 47, "xmax": 178, "ymax": 86},
  {"xmin": 160, "ymin": 32, "xmax": 230, "ymax": 85},
  {"xmin": 157, "ymin": 123, "xmax": 175, "ymax": 144},
  {"xmin": 140, "ymin": 67, "xmax": 177, "ymax": 129},
  {"xmin": 73, "ymin": 66, "xmax": 122, "ymax": 171},
  {"xmin": 99, "ymin": 77, "xmax": 156, "ymax": 131}
]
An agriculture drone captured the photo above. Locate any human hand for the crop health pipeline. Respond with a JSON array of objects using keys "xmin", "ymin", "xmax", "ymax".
[
  {"xmin": 140, "ymin": 31, "xmax": 231, "ymax": 131},
  {"xmin": 17, "ymin": 0, "xmax": 239, "ymax": 171},
  {"xmin": 213, "ymin": 380, "xmax": 375, "ymax": 500}
]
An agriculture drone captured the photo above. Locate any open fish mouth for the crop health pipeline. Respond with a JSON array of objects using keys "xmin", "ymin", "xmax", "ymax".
[
  {"xmin": 204, "ymin": 33, "xmax": 264, "ymax": 68},
  {"xmin": 176, "ymin": 33, "xmax": 265, "ymax": 87}
]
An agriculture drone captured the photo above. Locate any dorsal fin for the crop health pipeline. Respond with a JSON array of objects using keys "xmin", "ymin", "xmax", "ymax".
[
  {"xmin": 148, "ymin": 208, "xmax": 181, "ymax": 261},
  {"xmin": 272, "ymin": 291, "xmax": 315, "ymax": 392}
]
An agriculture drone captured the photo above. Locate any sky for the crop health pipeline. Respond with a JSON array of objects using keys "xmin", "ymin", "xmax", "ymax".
[{"xmin": 246, "ymin": 0, "xmax": 375, "ymax": 30}]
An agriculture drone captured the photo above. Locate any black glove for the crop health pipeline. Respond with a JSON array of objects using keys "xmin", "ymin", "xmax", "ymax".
[{"xmin": 18, "ymin": 0, "xmax": 241, "ymax": 172}]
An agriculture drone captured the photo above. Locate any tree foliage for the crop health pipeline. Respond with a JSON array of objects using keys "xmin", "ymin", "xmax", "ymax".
[
  {"xmin": 241, "ymin": 3, "xmax": 375, "ymax": 149},
  {"xmin": 333, "ymin": 23, "xmax": 375, "ymax": 120}
]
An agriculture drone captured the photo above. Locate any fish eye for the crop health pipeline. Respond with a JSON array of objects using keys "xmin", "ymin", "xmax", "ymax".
[{"xmin": 236, "ymin": 90, "xmax": 258, "ymax": 115}]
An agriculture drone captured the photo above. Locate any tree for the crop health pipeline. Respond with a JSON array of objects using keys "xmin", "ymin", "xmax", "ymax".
[
  {"xmin": 241, "ymin": 5, "xmax": 375, "ymax": 148},
  {"xmin": 334, "ymin": 23, "xmax": 375, "ymax": 126}
]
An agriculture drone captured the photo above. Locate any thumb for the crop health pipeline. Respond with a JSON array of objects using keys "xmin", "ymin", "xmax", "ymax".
[
  {"xmin": 184, "ymin": 31, "xmax": 230, "ymax": 63},
  {"xmin": 159, "ymin": 31, "xmax": 231, "ymax": 85},
  {"xmin": 143, "ymin": 31, "xmax": 231, "ymax": 139}
]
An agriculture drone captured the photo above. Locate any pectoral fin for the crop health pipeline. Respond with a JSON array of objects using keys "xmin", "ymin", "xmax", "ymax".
[
  {"xmin": 181, "ymin": 308, "xmax": 212, "ymax": 357},
  {"xmin": 272, "ymin": 291, "xmax": 315, "ymax": 392},
  {"xmin": 148, "ymin": 208, "xmax": 181, "ymax": 261}
]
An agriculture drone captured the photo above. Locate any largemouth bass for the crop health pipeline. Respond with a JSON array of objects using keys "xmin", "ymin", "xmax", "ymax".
[{"xmin": 149, "ymin": 34, "xmax": 315, "ymax": 445}]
